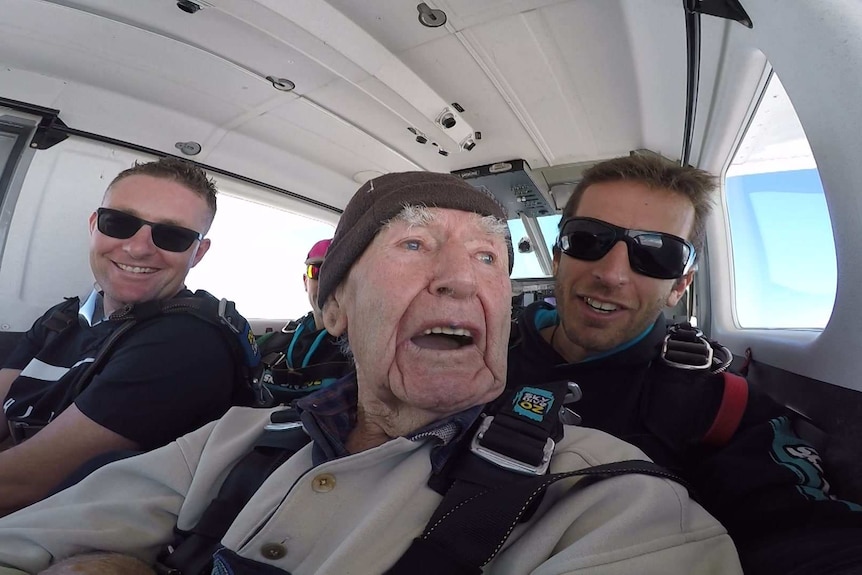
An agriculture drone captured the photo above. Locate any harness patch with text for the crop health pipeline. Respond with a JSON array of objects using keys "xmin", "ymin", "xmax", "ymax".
[{"xmin": 513, "ymin": 386, "xmax": 555, "ymax": 422}]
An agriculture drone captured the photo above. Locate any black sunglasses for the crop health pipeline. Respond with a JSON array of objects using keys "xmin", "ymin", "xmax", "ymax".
[
  {"xmin": 556, "ymin": 217, "xmax": 695, "ymax": 280},
  {"xmin": 96, "ymin": 208, "xmax": 203, "ymax": 253}
]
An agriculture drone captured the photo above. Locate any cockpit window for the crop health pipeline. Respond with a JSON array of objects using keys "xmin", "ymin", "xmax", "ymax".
[{"xmin": 507, "ymin": 214, "xmax": 561, "ymax": 279}]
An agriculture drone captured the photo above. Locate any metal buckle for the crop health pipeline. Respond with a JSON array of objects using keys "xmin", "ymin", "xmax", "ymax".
[
  {"xmin": 470, "ymin": 416, "xmax": 554, "ymax": 476},
  {"xmin": 217, "ymin": 298, "xmax": 242, "ymax": 334},
  {"xmin": 8, "ymin": 420, "xmax": 43, "ymax": 444},
  {"xmin": 660, "ymin": 329, "xmax": 714, "ymax": 370},
  {"xmin": 264, "ymin": 421, "xmax": 304, "ymax": 432}
]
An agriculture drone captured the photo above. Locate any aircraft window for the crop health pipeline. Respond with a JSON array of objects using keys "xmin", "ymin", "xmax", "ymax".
[
  {"xmin": 725, "ymin": 73, "xmax": 836, "ymax": 329},
  {"xmin": 0, "ymin": 119, "xmax": 34, "ymax": 264},
  {"xmin": 186, "ymin": 193, "xmax": 334, "ymax": 320},
  {"xmin": 508, "ymin": 214, "xmax": 561, "ymax": 279}
]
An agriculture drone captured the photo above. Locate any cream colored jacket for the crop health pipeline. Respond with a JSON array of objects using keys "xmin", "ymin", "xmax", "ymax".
[{"xmin": 0, "ymin": 407, "xmax": 742, "ymax": 574}]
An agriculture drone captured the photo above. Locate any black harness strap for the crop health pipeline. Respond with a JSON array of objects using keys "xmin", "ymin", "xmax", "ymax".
[
  {"xmin": 40, "ymin": 297, "xmax": 80, "ymax": 346},
  {"xmin": 10, "ymin": 292, "xmax": 263, "ymax": 444},
  {"xmin": 154, "ymin": 381, "xmax": 689, "ymax": 575},
  {"xmin": 388, "ymin": 380, "xmax": 689, "ymax": 574},
  {"xmin": 156, "ymin": 408, "xmax": 310, "ymax": 575},
  {"xmin": 387, "ymin": 460, "xmax": 687, "ymax": 575}
]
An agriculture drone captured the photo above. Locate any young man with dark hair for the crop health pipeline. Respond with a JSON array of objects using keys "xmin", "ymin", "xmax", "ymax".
[{"xmin": 508, "ymin": 153, "xmax": 862, "ymax": 575}]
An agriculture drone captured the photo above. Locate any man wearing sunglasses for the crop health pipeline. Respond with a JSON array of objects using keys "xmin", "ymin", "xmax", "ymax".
[
  {"xmin": 255, "ymin": 239, "xmax": 352, "ymax": 404},
  {"xmin": 0, "ymin": 157, "xmax": 241, "ymax": 516},
  {"xmin": 508, "ymin": 154, "xmax": 862, "ymax": 575},
  {"xmin": 303, "ymin": 238, "xmax": 331, "ymax": 331}
]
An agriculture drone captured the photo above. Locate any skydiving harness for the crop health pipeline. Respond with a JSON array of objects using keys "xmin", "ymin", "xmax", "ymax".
[
  {"xmin": 659, "ymin": 321, "xmax": 749, "ymax": 446},
  {"xmin": 8, "ymin": 290, "xmax": 265, "ymax": 444},
  {"xmin": 506, "ymin": 314, "xmax": 750, "ymax": 449},
  {"xmin": 154, "ymin": 380, "xmax": 690, "ymax": 575},
  {"xmin": 255, "ymin": 316, "xmax": 352, "ymax": 405}
]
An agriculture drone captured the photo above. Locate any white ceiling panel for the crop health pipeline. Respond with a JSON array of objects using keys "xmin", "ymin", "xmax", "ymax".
[
  {"xmin": 203, "ymin": 130, "xmax": 356, "ymax": 210},
  {"xmin": 1, "ymin": 1, "xmax": 276, "ymax": 119},
  {"xmin": 0, "ymin": 0, "xmax": 743, "ymax": 210}
]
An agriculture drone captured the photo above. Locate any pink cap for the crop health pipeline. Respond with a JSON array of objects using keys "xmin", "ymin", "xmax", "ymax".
[{"xmin": 305, "ymin": 239, "xmax": 332, "ymax": 265}]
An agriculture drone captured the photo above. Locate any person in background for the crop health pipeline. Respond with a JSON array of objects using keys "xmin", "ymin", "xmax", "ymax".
[
  {"xmin": 256, "ymin": 238, "xmax": 352, "ymax": 404},
  {"xmin": 303, "ymin": 238, "xmax": 330, "ymax": 330}
]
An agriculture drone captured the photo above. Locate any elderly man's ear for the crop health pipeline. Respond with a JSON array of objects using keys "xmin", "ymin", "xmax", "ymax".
[{"xmin": 322, "ymin": 292, "xmax": 348, "ymax": 336}]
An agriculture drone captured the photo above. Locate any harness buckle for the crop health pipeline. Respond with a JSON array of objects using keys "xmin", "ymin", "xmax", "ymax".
[
  {"xmin": 217, "ymin": 298, "xmax": 243, "ymax": 334},
  {"xmin": 661, "ymin": 323, "xmax": 714, "ymax": 370},
  {"xmin": 470, "ymin": 416, "xmax": 554, "ymax": 476},
  {"xmin": 7, "ymin": 419, "xmax": 44, "ymax": 445},
  {"xmin": 264, "ymin": 421, "xmax": 304, "ymax": 432}
]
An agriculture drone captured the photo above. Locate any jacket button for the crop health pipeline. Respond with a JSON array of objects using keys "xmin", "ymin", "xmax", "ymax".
[
  {"xmin": 260, "ymin": 542, "xmax": 287, "ymax": 559},
  {"xmin": 312, "ymin": 473, "xmax": 336, "ymax": 492}
]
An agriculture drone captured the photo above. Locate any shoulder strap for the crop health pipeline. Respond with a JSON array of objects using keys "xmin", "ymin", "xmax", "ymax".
[
  {"xmin": 160, "ymin": 290, "xmax": 261, "ymax": 369},
  {"xmin": 40, "ymin": 297, "xmax": 80, "ymax": 347},
  {"xmin": 67, "ymin": 292, "xmax": 264, "ymax": 416},
  {"xmin": 257, "ymin": 329, "xmax": 295, "ymax": 364},
  {"xmin": 151, "ymin": 290, "xmax": 268, "ymax": 406},
  {"xmin": 702, "ymin": 372, "xmax": 749, "ymax": 446},
  {"xmin": 386, "ymin": 381, "xmax": 685, "ymax": 575},
  {"xmin": 386, "ymin": 380, "xmax": 691, "ymax": 574},
  {"xmin": 156, "ymin": 408, "xmax": 310, "ymax": 575},
  {"xmin": 388, "ymin": 460, "xmax": 685, "ymax": 575}
]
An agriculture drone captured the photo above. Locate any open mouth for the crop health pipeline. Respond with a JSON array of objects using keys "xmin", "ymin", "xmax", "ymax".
[{"xmin": 411, "ymin": 326, "xmax": 475, "ymax": 350}]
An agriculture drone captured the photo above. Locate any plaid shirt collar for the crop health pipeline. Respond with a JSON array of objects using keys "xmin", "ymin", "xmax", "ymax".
[{"xmin": 294, "ymin": 374, "xmax": 483, "ymax": 471}]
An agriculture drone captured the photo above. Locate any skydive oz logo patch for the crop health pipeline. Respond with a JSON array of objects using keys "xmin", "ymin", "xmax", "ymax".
[{"xmin": 513, "ymin": 387, "xmax": 555, "ymax": 422}]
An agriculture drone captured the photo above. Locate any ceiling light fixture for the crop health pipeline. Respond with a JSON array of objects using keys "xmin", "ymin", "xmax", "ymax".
[
  {"xmin": 175, "ymin": 141, "xmax": 202, "ymax": 155},
  {"xmin": 417, "ymin": 3, "xmax": 447, "ymax": 28},
  {"xmin": 266, "ymin": 76, "xmax": 295, "ymax": 92}
]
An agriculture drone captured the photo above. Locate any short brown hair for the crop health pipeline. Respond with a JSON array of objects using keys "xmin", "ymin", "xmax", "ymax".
[
  {"xmin": 109, "ymin": 157, "xmax": 218, "ymax": 222},
  {"xmin": 561, "ymin": 154, "xmax": 716, "ymax": 256}
]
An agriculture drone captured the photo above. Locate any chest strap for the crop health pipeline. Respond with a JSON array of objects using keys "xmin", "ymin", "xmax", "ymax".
[
  {"xmin": 389, "ymin": 381, "xmax": 689, "ymax": 574},
  {"xmin": 155, "ymin": 408, "xmax": 310, "ymax": 575},
  {"xmin": 388, "ymin": 459, "xmax": 687, "ymax": 574}
]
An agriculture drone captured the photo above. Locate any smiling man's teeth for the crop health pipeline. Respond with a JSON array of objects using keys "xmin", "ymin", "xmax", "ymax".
[
  {"xmin": 584, "ymin": 297, "xmax": 618, "ymax": 312},
  {"xmin": 117, "ymin": 263, "xmax": 157, "ymax": 274},
  {"xmin": 423, "ymin": 326, "xmax": 473, "ymax": 338}
]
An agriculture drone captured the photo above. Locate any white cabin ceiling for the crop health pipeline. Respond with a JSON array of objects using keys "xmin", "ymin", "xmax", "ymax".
[{"xmin": 0, "ymin": 0, "xmax": 753, "ymax": 211}]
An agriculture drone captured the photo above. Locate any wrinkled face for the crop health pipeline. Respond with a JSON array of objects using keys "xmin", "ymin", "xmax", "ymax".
[
  {"xmin": 553, "ymin": 181, "xmax": 695, "ymax": 360},
  {"xmin": 325, "ymin": 208, "xmax": 512, "ymax": 417},
  {"xmin": 88, "ymin": 175, "xmax": 212, "ymax": 316}
]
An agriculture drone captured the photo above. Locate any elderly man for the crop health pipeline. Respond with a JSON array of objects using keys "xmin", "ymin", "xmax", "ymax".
[{"xmin": 0, "ymin": 172, "xmax": 741, "ymax": 575}]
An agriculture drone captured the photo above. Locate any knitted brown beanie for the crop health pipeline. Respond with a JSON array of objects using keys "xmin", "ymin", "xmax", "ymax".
[{"xmin": 318, "ymin": 171, "xmax": 512, "ymax": 308}]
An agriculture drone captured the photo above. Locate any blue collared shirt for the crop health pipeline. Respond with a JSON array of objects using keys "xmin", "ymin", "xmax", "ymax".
[{"xmin": 77, "ymin": 289, "xmax": 106, "ymax": 327}]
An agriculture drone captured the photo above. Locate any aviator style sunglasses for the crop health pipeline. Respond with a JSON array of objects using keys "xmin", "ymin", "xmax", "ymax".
[
  {"xmin": 305, "ymin": 264, "xmax": 321, "ymax": 280},
  {"xmin": 96, "ymin": 208, "xmax": 203, "ymax": 253},
  {"xmin": 556, "ymin": 217, "xmax": 696, "ymax": 280}
]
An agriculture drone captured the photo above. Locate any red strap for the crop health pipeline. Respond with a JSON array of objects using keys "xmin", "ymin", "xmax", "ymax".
[{"xmin": 703, "ymin": 372, "xmax": 749, "ymax": 446}]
